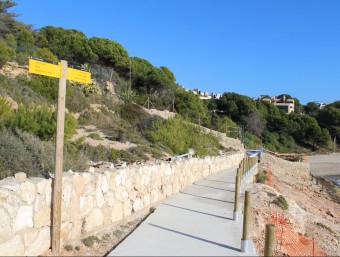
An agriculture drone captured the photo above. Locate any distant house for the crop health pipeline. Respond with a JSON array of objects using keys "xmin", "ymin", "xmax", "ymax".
[
  {"xmin": 258, "ymin": 95, "xmax": 295, "ymax": 114},
  {"xmin": 191, "ymin": 88, "xmax": 221, "ymax": 100}
]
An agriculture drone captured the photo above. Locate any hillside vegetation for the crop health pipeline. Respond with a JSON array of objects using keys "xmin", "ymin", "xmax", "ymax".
[{"xmin": 0, "ymin": 1, "xmax": 339, "ymax": 179}]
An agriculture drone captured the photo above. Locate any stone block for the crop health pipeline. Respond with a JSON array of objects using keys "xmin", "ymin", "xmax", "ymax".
[
  {"xmin": 19, "ymin": 181, "xmax": 36, "ymax": 204},
  {"xmin": 79, "ymin": 196, "xmax": 94, "ymax": 217},
  {"xmin": 84, "ymin": 208, "xmax": 103, "ymax": 233},
  {"xmin": 69, "ymin": 191, "xmax": 80, "ymax": 223},
  {"xmin": 112, "ymin": 202, "xmax": 123, "ymax": 222},
  {"xmin": 132, "ymin": 198, "xmax": 143, "ymax": 212},
  {"xmin": 23, "ymin": 228, "xmax": 39, "ymax": 247},
  {"xmin": 2, "ymin": 193, "xmax": 20, "ymax": 218},
  {"xmin": 104, "ymin": 190, "xmax": 115, "ymax": 207},
  {"xmin": 14, "ymin": 172, "xmax": 26, "ymax": 182},
  {"xmin": 142, "ymin": 194, "xmax": 151, "ymax": 208},
  {"xmin": 128, "ymin": 190, "xmax": 137, "ymax": 202},
  {"xmin": 12, "ymin": 206, "xmax": 33, "ymax": 233},
  {"xmin": 24, "ymin": 226, "xmax": 50, "ymax": 256},
  {"xmin": 0, "ymin": 208, "xmax": 11, "ymax": 238},
  {"xmin": 101, "ymin": 175, "xmax": 109, "ymax": 193},
  {"xmin": 0, "ymin": 235, "xmax": 24, "ymax": 255},
  {"xmin": 74, "ymin": 173, "xmax": 85, "ymax": 197},
  {"xmin": 95, "ymin": 187, "xmax": 105, "ymax": 208},
  {"xmin": 0, "ymin": 178, "xmax": 20, "ymax": 192},
  {"xmin": 34, "ymin": 194, "xmax": 46, "ymax": 213},
  {"xmin": 34, "ymin": 205, "xmax": 51, "ymax": 228},
  {"xmin": 123, "ymin": 200, "xmax": 132, "ymax": 217}
]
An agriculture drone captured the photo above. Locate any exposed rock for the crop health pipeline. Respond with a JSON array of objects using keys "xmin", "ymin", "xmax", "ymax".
[
  {"xmin": 19, "ymin": 180, "xmax": 36, "ymax": 204},
  {"xmin": 0, "ymin": 235, "xmax": 24, "ymax": 255},
  {"xmin": 23, "ymin": 228, "xmax": 39, "ymax": 247},
  {"xmin": 14, "ymin": 172, "xmax": 26, "ymax": 182},
  {"xmin": 34, "ymin": 205, "xmax": 51, "ymax": 228},
  {"xmin": 24, "ymin": 226, "xmax": 50, "ymax": 256},
  {"xmin": 74, "ymin": 173, "xmax": 86, "ymax": 197},
  {"xmin": 12, "ymin": 206, "xmax": 33, "ymax": 233},
  {"xmin": 0, "ymin": 208, "xmax": 11, "ymax": 238},
  {"xmin": 34, "ymin": 194, "xmax": 46, "ymax": 213},
  {"xmin": 101, "ymin": 175, "xmax": 109, "ymax": 193},
  {"xmin": 96, "ymin": 187, "xmax": 105, "ymax": 208},
  {"xmin": 80, "ymin": 196, "xmax": 94, "ymax": 217},
  {"xmin": 112, "ymin": 202, "xmax": 123, "ymax": 222},
  {"xmin": 84, "ymin": 208, "xmax": 103, "ymax": 232},
  {"xmin": 104, "ymin": 190, "xmax": 115, "ymax": 207},
  {"xmin": 123, "ymin": 200, "xmax": 132, "ymax": 217},
  {"xmin": 133, "ymin": 198, "xmax": 144, "ymax": 212}
]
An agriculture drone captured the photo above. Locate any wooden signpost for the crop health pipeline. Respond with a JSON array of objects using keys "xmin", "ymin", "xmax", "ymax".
[{"xmin": 28, "ymin": 56, "xmax": 91, "ymax": 255}]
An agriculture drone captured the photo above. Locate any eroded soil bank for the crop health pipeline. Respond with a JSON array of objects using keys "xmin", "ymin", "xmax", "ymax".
[{"xmin": 251, "ymin": 153, "xmax": 340, "ymax": 256}]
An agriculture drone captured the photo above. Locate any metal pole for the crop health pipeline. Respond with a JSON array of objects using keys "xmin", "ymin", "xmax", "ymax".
[
  {"xmin": 52, "ymin": 60, "xmax": 67, "ymax": 255},
  {"xmin": 264, "ymin": 224, "xmax": 276, "ymax": 257},
  {"xmin": 241, "ymin": 190, "xmax": 251, "ymax": 252}
]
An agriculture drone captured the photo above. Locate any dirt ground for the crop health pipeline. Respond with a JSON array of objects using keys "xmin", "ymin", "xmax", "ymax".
[
  {"xmin": 41, "ymin": 213, "xmax": 149, "ymax": 257},
  {"xmin": 251, "ymin": 153, "xmax": 340, "ymax": 256}
]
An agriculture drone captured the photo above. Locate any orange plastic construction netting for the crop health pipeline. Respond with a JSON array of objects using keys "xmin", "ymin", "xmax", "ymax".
[{"xmin": 271, "ymin": 212, "xmax": 326, "ymax": 257}]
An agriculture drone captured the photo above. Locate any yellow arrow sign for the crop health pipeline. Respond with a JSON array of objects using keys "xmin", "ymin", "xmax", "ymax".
[{"xmin": 28, "ymin": 56, "xmax": 61, "ymax": 78}]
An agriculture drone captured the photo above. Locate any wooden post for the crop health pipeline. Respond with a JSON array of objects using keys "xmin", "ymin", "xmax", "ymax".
[
  {"xmin": 264, "ymin": 224, "xmax": 276, "ymax": 257},
  {"xmin": 233, "ymin": 169, "xmax": 241, "ymax": 221},
  {"xmin": 51, "ymin": 60, "xmax": 67, "ymax": 255},
  {"xmin": 147, "ymin": 96, "xmax": 150, "ymax": 110},
  {"xmin": 241, "ymin": 190, "xmax": 251, "ymax": 252}
]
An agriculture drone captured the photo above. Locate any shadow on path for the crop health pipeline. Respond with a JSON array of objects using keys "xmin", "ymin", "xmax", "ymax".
[
  {"xmin": 180, "ymin": 192, "xmax": 234, "ymax": 204},
  {"xmin": 204, "ymin": 179, "xmax": 235, "ymax": 184},
  {"xmin": 148, "ymin": 223, "xmax": 240, "ymax": 252},
  {"xmin": 162, "ymin": 203, "xmax": 233, "ymax": 221},
  {"xmin": 193, "ymin": 183, "xmax": 235, "ymax": 192}
]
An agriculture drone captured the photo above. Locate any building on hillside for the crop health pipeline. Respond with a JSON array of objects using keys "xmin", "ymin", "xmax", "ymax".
[
  {"xmin": 192, "ymin": 88, "xmax": 221, "ymax": 100},
  {"xmin": 258, "ymin": 95, "xmax": 295, "ymax": 114},
  {"xmin": 313, "ymin": 101, "xmax": 333, "ymax": 109}
]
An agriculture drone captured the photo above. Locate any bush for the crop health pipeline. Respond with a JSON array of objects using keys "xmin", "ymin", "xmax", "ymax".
[
  {"xmin": 273, "ymin": 195, "xmax": 289, "ymax": 210},
  {"xmin": 81, "ymin": 236, "xmax": 100, "ymax": 247},
  {"xmin": 0, "ymin": 41, "xmax": 15, "ymax": 67},
  {"xmin": 256, "ymin": 170, "xmax": 268, "ymax": 183},
  {"xmin": 64, "ymin": 244, "xmax": 73, "ymax": 251},
  {"xmin": 149, "ymin": 115, "xmax": 221, "ymax": 156},
  {"xmin": 0, "ymin": 128, "xmax": 42, "ymax": 179},
  {"xmin": 87, "ymin": 133, "xmax": 102, "ymax": 140},
  {"xmin": 9, "ymin": 104, "xmax": 76, "ymax": 142}
]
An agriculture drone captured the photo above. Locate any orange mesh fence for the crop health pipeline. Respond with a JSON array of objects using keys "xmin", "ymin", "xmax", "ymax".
[
  {"xmin": 270, "ymin": 212, "xmax": 326, "ymax": 256},
  {"xmin": 266, "ymin": 163, "xmax": 280, "ymax": 191}
]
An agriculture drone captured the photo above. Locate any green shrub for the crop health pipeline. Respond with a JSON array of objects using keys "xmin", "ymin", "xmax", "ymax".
[
  {"xmin": 64, "ymin": 244, "xmax": 73, "ymax": 251},
  {"xmin": 0, "ymin": 128, "xmax": 42, "ymax": 179},
  {"xmin": 0, "ymin": 41, "xmax": 15, "ymax": 67},
  {"xmin": 273, "ymin": 195, "xmax": 289, "ymax": 210},
  {"xmin": 149, "ymin": 116, "xmax": 221, "ymax": 156},
  {"xmin": 8, "ymin": 104, "xmax": 76, "ymax": 142},
  {"xmin": 87, "ymin": 133, "xmax": 102, "ymax": 140},
  {"xmin": 81, "ymin": 236, "xmax": 100, "ymax": 247},
  {"xmin": 256, "ymin": 170, "xmax": 268, "ymax": 183}
]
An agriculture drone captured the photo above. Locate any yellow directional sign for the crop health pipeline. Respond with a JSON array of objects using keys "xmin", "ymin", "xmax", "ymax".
[
  {"xmin": 29, "ymin": 56, "xmax": 91, "ymax": 84},
  {"xmin": 28, "ymin": 56, "xmax": 61, "ymax": 78},
  {"xmin": 67, "ymin": 66, "xmax": 91, "ymax": 84}
]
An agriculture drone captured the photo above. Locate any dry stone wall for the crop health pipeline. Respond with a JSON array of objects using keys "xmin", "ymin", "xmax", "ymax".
[{"xmin": 0, "ymin": 152, "xmax": 243, "ymax": 256}]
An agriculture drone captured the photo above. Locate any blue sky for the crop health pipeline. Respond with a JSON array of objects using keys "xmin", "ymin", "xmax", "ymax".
[{"xmin": 13, "ymin": 0, "xmax": 340, "ymax": 104}]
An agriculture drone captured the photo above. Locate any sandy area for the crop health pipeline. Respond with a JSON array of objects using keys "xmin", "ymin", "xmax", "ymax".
[{"xmin": 70, "ymin": 125, "xmax": 136, "ymax": 151}]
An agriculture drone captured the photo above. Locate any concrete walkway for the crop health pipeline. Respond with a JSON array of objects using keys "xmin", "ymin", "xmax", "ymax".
[{"xmin": 108, "ymin": 166, "xmax": 257, "ymax": 256}]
